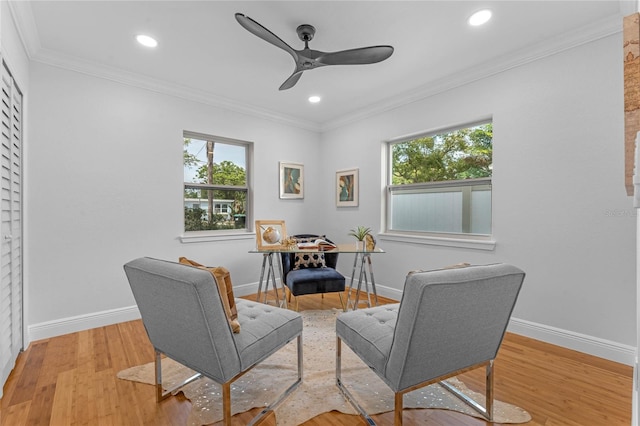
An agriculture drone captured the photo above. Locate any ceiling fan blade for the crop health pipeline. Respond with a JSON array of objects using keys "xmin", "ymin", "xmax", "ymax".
[
  {"xmin": 235, "ymin": 13, "xmax": 297, "ymax": 58},
  {"xmin": 279, "ymin": 70, "xmax": 304, "ymax": 90},
  {"xmin": 318, "ymin": 45, "xmax": 394, "ymax": 66}
]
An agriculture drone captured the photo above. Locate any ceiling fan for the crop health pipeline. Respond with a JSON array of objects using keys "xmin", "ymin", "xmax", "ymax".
[{"xmin": 235, "ymin": 13, "xmax": 394, "ymax": 90}]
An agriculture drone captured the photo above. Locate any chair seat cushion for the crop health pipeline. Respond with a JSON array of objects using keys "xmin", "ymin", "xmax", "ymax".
[
  {"xmin": 233, "ymin": 299, "xmax": 302, "ymax": 370},
  {"xmin": 336, "ymin": 304, "xmax": 399, "ymax": 377},
  {"xmin": 286, "ymin": 267, "xmax": 345, "ymax": 295}
]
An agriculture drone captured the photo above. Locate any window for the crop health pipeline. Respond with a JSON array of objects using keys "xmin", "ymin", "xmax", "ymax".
[
  {"xmin": 386, "ymin": 121, "xmax": 492, "ymax": 237},
  {"xmin": 183, "ymin": 131, "xmax": 251, "ymax": 233}
]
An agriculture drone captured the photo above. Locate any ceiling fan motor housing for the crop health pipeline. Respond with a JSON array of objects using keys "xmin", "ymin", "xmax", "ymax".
[{"xmin": 296, "ymin": 24, "xmax": 315, "ymax": 42}]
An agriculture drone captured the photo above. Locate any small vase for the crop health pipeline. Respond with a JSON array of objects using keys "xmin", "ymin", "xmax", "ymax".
[{"xmin": 355, "ymin": 240, "xmax": 364, "ymax": 251}]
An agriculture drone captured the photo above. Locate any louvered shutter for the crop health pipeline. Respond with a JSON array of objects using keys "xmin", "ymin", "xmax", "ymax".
[{"xmin": 0, "ymin": 60, "xmax": 23, "ymax": 397}]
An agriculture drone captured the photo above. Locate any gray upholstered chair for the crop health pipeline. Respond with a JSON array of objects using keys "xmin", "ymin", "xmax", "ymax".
[
  {"xmin": 280, "ymin": 234, "xmax": 346, "ymax": 310},
  {"xmin": 123, "ymin": 257, "xmax": 303, "ymax": 426},
  {"xmin": 335, "ymin": 263, "xmax": 525, "ymax": 425}
]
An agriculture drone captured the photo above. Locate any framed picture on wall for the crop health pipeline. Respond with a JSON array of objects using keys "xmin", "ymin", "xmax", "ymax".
[
  {"xmin": 279, "ymin": 162, "xmax": 304, "ymax": 199},
  {"xmin": 255, "ymin": 220, "xmax": 287, "ymax": 250},
  {"xmin": 336, "ymin": 168, "xmax": 359, "ymax": 207}
]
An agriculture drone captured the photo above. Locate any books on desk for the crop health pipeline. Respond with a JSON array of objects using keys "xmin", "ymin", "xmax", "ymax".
[{"xmin": 297, "ymin": 239, "xmax": 337, "ymax": 250}]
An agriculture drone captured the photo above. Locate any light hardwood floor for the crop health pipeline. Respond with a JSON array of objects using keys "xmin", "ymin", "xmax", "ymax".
[{"xmin": 0, "ymin": 291, "xmax": 633, "ymax": 425}]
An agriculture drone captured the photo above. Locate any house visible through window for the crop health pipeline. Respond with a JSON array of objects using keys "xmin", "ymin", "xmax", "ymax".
[
  {"xmin": 183, "ymin": 131, "xmax": 251, "ymax": 232},
  {"xmin": 386, "ymin": 121, "xmax": 492, "ymax": 236}
]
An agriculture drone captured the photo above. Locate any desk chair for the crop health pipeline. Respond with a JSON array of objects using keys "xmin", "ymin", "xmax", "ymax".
[{"xmin": 280, "ymin": 234, "xmax": 346, "ymax": 310}]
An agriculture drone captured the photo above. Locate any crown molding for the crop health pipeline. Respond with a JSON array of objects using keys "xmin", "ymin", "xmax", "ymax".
[
  {"xmin": 9, "ymin": 2, "xmax": 625, "ymax": 135},
  {"xmin": 7, "ymin": 0, "xmax": 41, "ymax": 59},
  {"xmin": 321, "ymin": 13, "xmax": 624, "ymax": 132},
  {"xmin": 8, "ymin": 1, "xmax": 321, "ymax": 133},
  {"xmin": 31, "ymin": 47, "xmax": 322, "ymax": 132}
]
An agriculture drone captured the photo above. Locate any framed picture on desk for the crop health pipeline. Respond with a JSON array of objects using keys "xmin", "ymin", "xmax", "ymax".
[{"xmin": 255, "ymin": 220, "xmax": 287, "ymax": 250}]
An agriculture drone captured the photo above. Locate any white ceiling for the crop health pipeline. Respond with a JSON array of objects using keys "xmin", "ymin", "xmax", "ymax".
[{"xmin": 9, "ymin": 1, "xmax": 635, "ymax": 130}]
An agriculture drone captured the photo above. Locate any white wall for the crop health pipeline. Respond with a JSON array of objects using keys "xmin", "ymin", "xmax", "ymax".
[
  {"xmin": 321, "ymin": 33, "xmax": 636, "ymax": 363},
  {"xmin": 26, "ymin": 62, "xmax": 322, "ymax": 338},
  {"xmin": 25, "ymin": 30, "xmax": 636, "ymax": 364}
]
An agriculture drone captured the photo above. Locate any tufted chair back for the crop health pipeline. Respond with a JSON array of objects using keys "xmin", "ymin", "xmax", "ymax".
[
  {"xmin": 336, "ymin": 263, "xmax": 525, "ymax": 425},
  {"xmin": 124, "ymin": 257, "xmax": 303, "ymax": 425}
]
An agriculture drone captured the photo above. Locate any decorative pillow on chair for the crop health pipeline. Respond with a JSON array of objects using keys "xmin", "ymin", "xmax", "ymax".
[
  {"xmin": 178, "ymin": 257, "xmax": 240, "ymax": 333},
  {"xmin": 293, "ymin": 252, "xmax": 326, "ymax": 270}
]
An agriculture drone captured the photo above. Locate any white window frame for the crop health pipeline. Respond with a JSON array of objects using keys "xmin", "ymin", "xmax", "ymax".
[
  {"xmin": 381, "ymin": 120, "xmax": 496, "ymax": 251},
  {"xmin": 180, "ymin": 131, "xmax": 254, "ymax": 244}
]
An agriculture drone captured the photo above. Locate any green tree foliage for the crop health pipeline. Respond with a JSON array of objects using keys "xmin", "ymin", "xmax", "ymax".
[
  {"xmin": 196, "ymin": 160, "xmax": 246, "ymax": 185},
  {"xmin": 184, "ymin": 138, "xmax": 200, "ymax": 199},
  {"xmin": 392, "ymin": 123, "xmax": 492, "ymax": 185},
  {"xmin": 194, "ymin": 161, "xmax": 247, "ymax": 213},
  {"xmin": 183, "ymin": 138, "xmax": 199, "ymax": 168},
  {"xmin": 184, "ymin": 206, "xmax": 237, "ymax": 232}
]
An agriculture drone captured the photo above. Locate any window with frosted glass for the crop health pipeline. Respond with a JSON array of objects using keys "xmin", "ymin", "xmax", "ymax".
[{"xmin": 387, "ymin": 122, "xmax": 492, "ymax": 236}]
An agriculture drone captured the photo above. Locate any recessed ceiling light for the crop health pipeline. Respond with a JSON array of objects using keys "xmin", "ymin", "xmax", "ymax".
[
  {"xmin": 308, "ymin": 96, "xmax": 321, "ymax": 103},
  {"xmin": 136, "ymin": 34, "xmax": 158, "ymax": 48},
  {"xmin": 468, "ymin": 9, "xmax": 492, "ymax": 26}
]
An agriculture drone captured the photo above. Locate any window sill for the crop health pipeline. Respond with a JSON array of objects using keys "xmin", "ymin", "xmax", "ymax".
[
  {"xmin": 180, "ymin": 231, "xmax": 256, "ymax": 244},
  {"xmin": 378, "ymin": 232, "xmax": 496, "ymax": 251}
]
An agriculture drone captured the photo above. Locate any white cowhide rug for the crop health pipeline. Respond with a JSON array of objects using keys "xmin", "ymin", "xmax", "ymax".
[{"xmin": 117, "ymin": 309, "xmax": 531, "ymax": 425}]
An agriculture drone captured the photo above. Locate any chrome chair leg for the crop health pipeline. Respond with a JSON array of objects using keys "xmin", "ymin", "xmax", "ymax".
[
  {"xmin": 222, "ymin": 381, "xmax": 232, "ymax": 426},
  {"xmin": 394, "ymin": 392, "xmax": 403, "ymax": 425},
  {"xmin": 154, "ymin": 349, "xmax": 201, "ymax": 402},
  {"xmin": 155, "ymin": 335, "xmax": 303, "ymax": 425},
  {"xmin": 336, "ymin": 338, "xmax": 495, "ymax": 425},
  {"xmin": 247, "ymin": 334, "xmax": 303, "ymax": 425},
  {"xmin": 439, "ymin": 360, "xmax": 494, "ymax": 421},
  {"xmin": 335, "ymin": 337, "xmax": 377, "ymax": 425}
]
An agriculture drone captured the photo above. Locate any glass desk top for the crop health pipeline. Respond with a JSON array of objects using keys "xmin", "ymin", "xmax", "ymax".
[{"xmin": 249, "ymin": 244, "xmax": 385, "ymax": 254}]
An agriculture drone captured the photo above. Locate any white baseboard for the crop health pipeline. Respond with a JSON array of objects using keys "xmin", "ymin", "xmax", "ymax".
[
  {"xmin": 372, "ymin": 282, "xmax": 636, "ymax": 366},
  {"xmin": 27, "ymin": 281, "xmax": 636, "ymax": 367},
  {"xmin": 507, "ymin": 317, "xmax": 636, "ymax": 366},
  {"xmin": 26, "ymin": 283, "xmax": 266, "ymax": 344},
  {"xmin": 232, "ymin": 282, "xmax": 261, "ymax": 297},
  {"xmin": 28, "ymin": 305, "xmax": 142, "ymax": 343}
]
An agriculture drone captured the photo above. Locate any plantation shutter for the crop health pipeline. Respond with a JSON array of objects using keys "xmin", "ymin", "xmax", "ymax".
[{"xmin": 0, "ymin": 60, "xmax": 23, "ymax": 397}]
